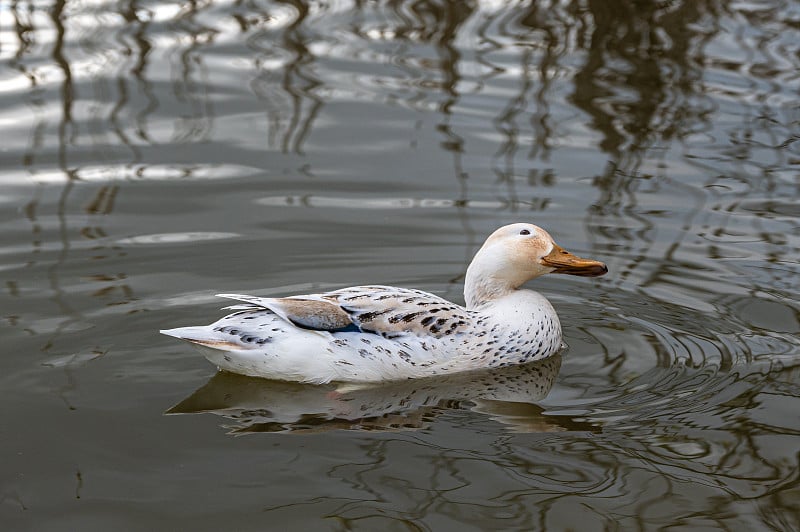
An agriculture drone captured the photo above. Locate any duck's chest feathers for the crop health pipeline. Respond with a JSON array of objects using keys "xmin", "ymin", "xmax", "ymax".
[{"xmin": 465, "ymin": 290, "xmax": 563, "ymax": 367}]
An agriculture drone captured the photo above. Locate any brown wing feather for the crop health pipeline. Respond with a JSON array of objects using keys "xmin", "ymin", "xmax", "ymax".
[
  {"xmin": 215, "ymin": 293, "xmax": 354, "ymax": 332},
  {"xmin": 272, "ymin": 298, "xmax": 354, "ymax": 330}
]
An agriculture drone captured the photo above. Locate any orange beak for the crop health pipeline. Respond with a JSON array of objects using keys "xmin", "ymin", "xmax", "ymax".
[{"xmin": 540, "ymin": 245, "xmax": 608, "ymax": 277}]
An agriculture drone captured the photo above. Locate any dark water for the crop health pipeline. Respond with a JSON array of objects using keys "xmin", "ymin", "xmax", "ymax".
[{"xmin": 1, "ymin": 1, "xmax": 799, "ymax": 529}]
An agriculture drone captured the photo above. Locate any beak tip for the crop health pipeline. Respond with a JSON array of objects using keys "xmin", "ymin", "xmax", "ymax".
[{"xmin": 584, "ymin": 263, "xmax": 608, "ymax": 277}]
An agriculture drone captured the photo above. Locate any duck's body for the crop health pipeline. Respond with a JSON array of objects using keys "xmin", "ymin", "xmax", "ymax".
[
  {"xmin": 161, "ymin": 223, "xmax": 607, "ymax": 383},
  {"xmin": 163, "ymin": 287, "xmax": 562, "ymax": 383}
]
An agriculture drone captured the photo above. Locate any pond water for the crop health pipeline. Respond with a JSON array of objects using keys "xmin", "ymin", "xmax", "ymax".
[{"xmin": 1, "ymin": 1, "xmax": 799, "ymax": 530}]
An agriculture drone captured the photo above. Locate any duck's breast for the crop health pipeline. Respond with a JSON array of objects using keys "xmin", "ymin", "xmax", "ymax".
[{"xmin": 465, "ymin": 290, "xmax": 563, "ymax": 367}]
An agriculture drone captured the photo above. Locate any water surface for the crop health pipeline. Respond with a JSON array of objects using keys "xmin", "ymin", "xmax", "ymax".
[{"xmin": 1, "ymin": 1, "xmax": 798, "ymax": 530}]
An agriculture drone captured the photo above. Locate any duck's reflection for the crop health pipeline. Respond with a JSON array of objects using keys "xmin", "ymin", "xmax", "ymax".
[{"xmin": 168, "ymin": 355, "xmax": 594, "ymax": 434}]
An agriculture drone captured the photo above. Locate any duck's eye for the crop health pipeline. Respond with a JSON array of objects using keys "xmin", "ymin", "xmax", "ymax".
[{"xmin": 519, "ymin": 229, "xmax": 531, "ymax": 235}]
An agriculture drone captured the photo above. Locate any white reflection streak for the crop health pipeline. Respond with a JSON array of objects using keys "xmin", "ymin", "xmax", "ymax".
[
  {"xmin": 255, "ymin": 195, "xmax": 535, "ymax": 210},
  {"xmin": 116, "ymin": 232, "xmax": 240, "ymax": 245},
  {"xmin": 0, "ymin": 164, "xmax": 261, "ymax": 184}
]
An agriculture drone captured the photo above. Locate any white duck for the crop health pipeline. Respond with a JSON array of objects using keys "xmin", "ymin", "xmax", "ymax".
[{"xmin": 161, "ymin": 223, "xmax": 607, "ymax": 383}]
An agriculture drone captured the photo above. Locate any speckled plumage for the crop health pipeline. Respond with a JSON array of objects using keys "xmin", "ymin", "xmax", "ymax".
[{"xmin": 161, "ymin": 223, "xmax": 607, "ymax": 383}]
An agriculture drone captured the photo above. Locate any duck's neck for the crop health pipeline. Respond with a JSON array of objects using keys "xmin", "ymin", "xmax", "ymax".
[{"xmin": 464, "ymin": 255, "xmax": 518, "ymax": 309}]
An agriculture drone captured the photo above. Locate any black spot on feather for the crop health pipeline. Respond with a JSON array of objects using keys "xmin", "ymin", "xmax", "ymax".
[
  {"xmin": 399, "ymin": 312, "xmax": 424, "ymax": 323},
  {"xmin": 357, "ymin": 309, "xmax": 392, "ymax": 322}
]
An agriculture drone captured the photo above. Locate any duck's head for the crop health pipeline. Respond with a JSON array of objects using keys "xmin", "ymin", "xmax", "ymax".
[{"xmin": 464, "ymin": 223, "xmax": 607, "ymax": 307}]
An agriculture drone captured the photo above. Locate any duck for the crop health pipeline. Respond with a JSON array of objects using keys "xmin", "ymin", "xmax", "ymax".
[{"xmin": 160, "ymin": 223, "xmax": 607, "ymax": 383}]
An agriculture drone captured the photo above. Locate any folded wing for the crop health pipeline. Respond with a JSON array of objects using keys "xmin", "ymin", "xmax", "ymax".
[{"xmin": 216, "ymin": 285, "xmax": 473, "ymax": 339}]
